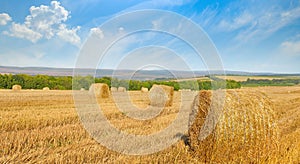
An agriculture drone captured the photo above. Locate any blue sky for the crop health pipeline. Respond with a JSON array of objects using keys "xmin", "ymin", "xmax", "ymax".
[{"xmin": 0, "ymin": 0, "xmax": 300, "ymax": 73}]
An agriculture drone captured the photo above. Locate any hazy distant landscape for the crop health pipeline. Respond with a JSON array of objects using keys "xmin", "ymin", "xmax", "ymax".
[{"xmin": 1, "ymin": 66, "xmax": 300, "ymax": 80}]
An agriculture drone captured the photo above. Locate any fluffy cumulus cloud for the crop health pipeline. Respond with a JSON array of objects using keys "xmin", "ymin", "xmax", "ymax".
[
  {"xmin": 4, "ymin": 23, "xmax": 42, "ymax": 42},
  {"xmin": 90, "ymin": 27, "xmax": 104, "ymax": 38},
  {"xmin": 0, "ymin": 13, "xmax": 12, "ymax": 25},
  {"xmin": 25, "ymin": 1, "xmax": 69, "ymax": 39},
  {"xmin": 3, "ymin": 1, "xmax": 80, "ymax": 45},
  {"xmin": 57, "ymin": 24, "xmax": 81, "ymax": 45}
]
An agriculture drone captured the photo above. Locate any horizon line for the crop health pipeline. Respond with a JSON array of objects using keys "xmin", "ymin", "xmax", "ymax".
[{"xmin": 1, "ymin": 65, "xmax": 300, "ymax": 75}]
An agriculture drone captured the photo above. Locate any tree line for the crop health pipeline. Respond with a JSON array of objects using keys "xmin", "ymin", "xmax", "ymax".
[
  {"xmin": 63, "ymin": 75, "xmax": 242, "ymax": 90},
  {"xmin": 0, "ymin": 74, "xmax": 72, "ymax": 90},
  {"xmin": 0, "ymin": 74, "xmax": 242, "ymax": 90},
  {"xmin": 241, "ymin": 78, "xmax": 300, "ymax": 87}
]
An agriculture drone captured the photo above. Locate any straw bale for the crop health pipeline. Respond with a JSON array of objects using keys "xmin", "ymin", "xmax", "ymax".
[
  {"xmin": 149, "ymin": 84, "xmax": 174, "ymax": 107},
  {"xmin": 188, "ymin": 90, "xmax": 278, "ymax": 163},
  {"xmin": 89, "ymin": 83, "xmax": 109, "ymax": 98}
]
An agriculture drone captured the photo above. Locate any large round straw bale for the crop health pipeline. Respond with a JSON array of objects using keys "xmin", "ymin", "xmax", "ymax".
[
  {"xmin": 12, "ymin": 84, "xmax": 22, "ymax": 91},
  {"xmin": 110, "ymin": 87, "xmax": 117, "ymax": 92},
  {"xmin": 80, "ymin": 88, "xmax": 85, "ymax": 91},
  {"xmin": 149, "ymin": 84, "xmax": 174, "ymax": 107},
  {"xmin": 188, "ymin": 90, "xmax": 278, "ymax": 163},
  {"xmin": 141, "ymin": 87, "xmax": 149, "ymax": 92},
  {"xmin": 42, "ymin": 87, "xmax": 50, "ymax": 91},
  {"xmin": 117, "ymin": 87, "xmax": 126, "ymax": 92},
  {"xmin": 89, "ymin": 83, "xmax": 109, "ymax": 98}
]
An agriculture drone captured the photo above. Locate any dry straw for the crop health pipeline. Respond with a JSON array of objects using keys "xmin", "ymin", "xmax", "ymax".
[
  {"xmin": 141, "ymin": 87, "xmax": 148, "ymax": 92},
  {"xmin": 42, "ymin": 87, "xmax": 50, "ymax": 91},
  {"xmin": 110, "ymin": 87, "xmax": 117, "ymax": 92},
  {"xmin": 179, "ymin": 89, "xmax": 191, "ymax": 92},
  {"xmin": 149, "ymin": 84, "xmax": 174, "ymax": 107},
  {"xmin": 117, "ymin": 87, "xmax": 126, "ymax": 92},
  {"xmin": 12, "ymin": 84, "xmax": 22, "ymax": 91},
  {"xmin": 89, "ymin": 83, "xmax": 109, "ymax": 98},
  {"xmin": 188, "ymin": 90, "xmax": 279, "ymax": 163}
]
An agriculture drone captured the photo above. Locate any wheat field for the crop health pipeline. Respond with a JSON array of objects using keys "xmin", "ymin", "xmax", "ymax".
[{"xmin": 0, "ymin": 86, "xmax": 299, "ymax": 163}]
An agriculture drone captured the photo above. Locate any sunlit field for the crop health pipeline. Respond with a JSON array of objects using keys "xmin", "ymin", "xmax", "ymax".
[{"xmin": 0, "ymin": 86, "xmax": 299, "ymax": 163}]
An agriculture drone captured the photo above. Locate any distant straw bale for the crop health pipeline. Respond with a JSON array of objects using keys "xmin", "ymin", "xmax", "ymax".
[
  {"xmin": 12, "ymin": 85, "xmax": 22, "ymax": 91},
  {"xmin": 42, "ymin": 87, "xmax": 50, "ymax": 91},
  {"xmin": 117, "ymin": 87, "xmax": 126, "ymax": 92},
  {"xmin": 188, "ymin": 90, "xmax": 279, "ymax": 163},
  {"xmin": 89, "ymin": 83, "xmax": 109, "ymax": 98},
  {"xmin": 141, "ymin": 87, "xmax": 148, "ymax": 92},
  {"xmin": 149, "ymin": 84, "xmax": 174, "ymax": 107},
  {"xmin": 110, "ymin": 87, "xmax": 117, "ymax": 92},
  {"xmin": 80, "ymin": 88, "xmax": 85, "ymax": 91},
  {"xmin": 179, "ymin": 89, "xmax": 192, "ymax": 92}
]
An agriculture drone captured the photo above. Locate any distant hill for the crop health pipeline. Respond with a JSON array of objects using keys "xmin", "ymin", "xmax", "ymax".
[{"xmin": 0, "ymin": 66, "xmax": 299, "ymax": 80}]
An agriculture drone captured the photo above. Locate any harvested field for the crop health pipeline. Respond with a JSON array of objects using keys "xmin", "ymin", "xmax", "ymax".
[{"xmin": 0, "ymin": 86, "xmax": 299, "ymax": 163}]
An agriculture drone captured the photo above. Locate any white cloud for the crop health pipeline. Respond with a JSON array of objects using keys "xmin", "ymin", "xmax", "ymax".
[
  {"xmin": 0, "ymin": 13, "xmax": 12, "ymax": 25},
  {"xmin": 218, "ymin": 12, "xmax": 253, "ymax": 31},
  {"xmin": 5, "ymin": 23, "xmax": 42, "ymax": 43},
  {"xmin": 57, "ymin": 24, "xmax": 81, "ymax": 46},
  {"xmin": 192, "ymin": 6, "xmax": 218, "ymax": 28},
  {"xmin": 25, "ymin": 1, "xmax": 69, "ymax": 39},
  {"xmin": 281, "ymin": 40, "xmax": 300, "ymax": 56},
  {"xmin": 4, "ymin": 1, "xmax": 80, "ymax": 45},
  {"xmin": 118, "ymin": 27, "xmax": 124, "ymax": 32},
  {"xmin": 241, "ymin": 6, "xmax": 300, "ymax": 42},
  {"xmin": 204, "ymin": 1, "xmax": 300, "ymax": 43},
  {"xmin": 90, "ymin": 27, "xmax": 104, "ymax": 38}
]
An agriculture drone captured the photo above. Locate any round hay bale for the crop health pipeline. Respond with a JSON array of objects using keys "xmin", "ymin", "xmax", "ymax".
[
  {"xmin": 42, "ymin": 87, "xmax": 50, "ymax": 91},
  {"xmin": 149, "ymin": 84, "xmax": 174, "ymax": 107},
  {"xmin": 12, "ymin": 85, "xmax": 22, "ymax": 91},
  {"xmin": 89, "ymin": 83, "xmax": 109, "ymax": 98},
  {"xmin": 179, "ymin": 89, "xmax": 191, "ymax": 92},
  {"xmin": 110, "ymin": 87, "xmax": 117, "ymax": 92},
  {"xmin": 188, "ymin": 90, "xmax": 278, "ymax": 163},
  {"xmin": 141, "ymin": 87, "xmax": 149, "ymax": 92},
  {"xmin": 117, "ymin": 87, "xmax": 126, "ymax": 92},
  {"xmin": 80, "ymin": 88, "xmax": 85, "ymax": 91}
]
